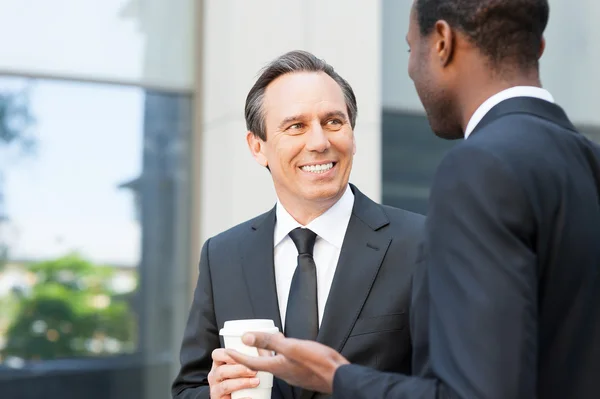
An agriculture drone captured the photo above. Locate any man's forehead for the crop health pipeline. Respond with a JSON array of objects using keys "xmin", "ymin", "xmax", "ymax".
[
  {"xmin": 262, "ymin": 72, "xmax": 347, "ymax": 117},
  {"xmin": 264, "ymin": 72, "xmax": 343, "ymax": 98}
]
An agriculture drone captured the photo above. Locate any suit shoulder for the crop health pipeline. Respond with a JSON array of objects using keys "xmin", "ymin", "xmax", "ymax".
[
  {"xmin": 446, "ymin": 114, "xmax": 599, "ymax": 180},
  {"xmin": 206, "ymin": 210, "xmax": 272, "ymax": 247},
  {"xmin": 461, "ymin": 113, "xmax": 581, "ymax": 159},
  {"xmin": 380, "ymin": 204, "xmax": 425, "ymax": 223},
  {"xmin": 439, "ymin": 123, "xmax": 526, "ymax": 172},
  {"xmin": 380, "ymin": 204, "xmax": 425, "ymax": 235}
]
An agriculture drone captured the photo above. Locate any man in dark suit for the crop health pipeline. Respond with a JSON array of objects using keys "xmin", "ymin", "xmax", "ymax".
[
  {"xmin": 227, "ymin": 1, "xmax": 600, "ymax": 398},
  {"xmin": 171, "ymin": 50, "xmax": 424, "ymax": 399}
]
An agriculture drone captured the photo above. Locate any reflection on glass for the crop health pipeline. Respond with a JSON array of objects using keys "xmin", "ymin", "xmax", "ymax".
[
  {"xmin": 2, "ymin": 254, "xmax": 137, "ymax": 362},
  {"xmin": 0, "ymin": 79, "xmax": 142, "ymax": 365},
  {"xmin": 0, "ymin": 0, "xmax": 195, "ymax": 90},
  {"xmin": 0, "ymin": 76, "xmax": 191, "ymax": 399}
]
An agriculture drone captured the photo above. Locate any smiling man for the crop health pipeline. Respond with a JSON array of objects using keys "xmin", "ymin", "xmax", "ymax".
[{"xmin": 171, "ymin": 50, "xmax": 425, "ymax": 399}]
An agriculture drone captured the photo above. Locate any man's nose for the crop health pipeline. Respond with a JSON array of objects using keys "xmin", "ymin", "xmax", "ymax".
[{"xmin": 305, "ymin": 123, "xmax": 331, "ymax": 152}]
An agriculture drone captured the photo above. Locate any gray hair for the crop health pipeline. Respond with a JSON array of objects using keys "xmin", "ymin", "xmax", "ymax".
[{"xmin": 244, "ymin": 50, "xmax": 358, "ymax": 141}]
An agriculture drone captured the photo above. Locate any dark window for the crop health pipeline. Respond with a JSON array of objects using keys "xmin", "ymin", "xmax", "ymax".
[{"xmin": 381, "ymin": 109, "xmax": 456, "ymax": 215}]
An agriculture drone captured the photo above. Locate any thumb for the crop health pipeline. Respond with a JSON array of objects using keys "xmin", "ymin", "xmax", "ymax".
[{"xmin": 242, "ymin": 331, "xmax": 285, "ymax": 351}]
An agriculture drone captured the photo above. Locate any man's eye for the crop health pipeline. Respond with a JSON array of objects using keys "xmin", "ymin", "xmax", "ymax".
[
  {"xmin": 328, "ymin": 119, "xmax": 342, "ymax": 125},
  {"xmin": 289, "ymin": 123, "xmax": 302, "ymax": 130}
]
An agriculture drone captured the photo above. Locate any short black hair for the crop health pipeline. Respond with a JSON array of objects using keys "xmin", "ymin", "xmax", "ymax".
[
  {"xmin": 415, "ymin": 0, "xmax": 549, "ymax": 69},
  {"xmin": 245, "ymin": 50, "xmax": 357, "ymax": 141}
]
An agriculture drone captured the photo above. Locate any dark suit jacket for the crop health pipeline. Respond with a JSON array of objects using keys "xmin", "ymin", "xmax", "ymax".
[
  {"xmin": 333, "ymin": 97, "xmax": 600, "ymax": 399},
  {"xmin": 172, "ymin": 184, "xmax": 424, "ymax": 399}
]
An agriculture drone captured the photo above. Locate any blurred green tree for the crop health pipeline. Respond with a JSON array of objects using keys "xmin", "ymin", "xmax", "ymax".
[{"xmin": 1, "ymin": 253, "xmax": 137, "ymax": 361}]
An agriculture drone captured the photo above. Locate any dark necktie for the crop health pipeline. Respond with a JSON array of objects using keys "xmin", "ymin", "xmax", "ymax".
[
  {"xmin": 285, "ymin": 227, "xmax": 319, "ymax": 342},
  {"xmin": 285, "ymin": 227, "xmax": 319, "ymax": 399}
]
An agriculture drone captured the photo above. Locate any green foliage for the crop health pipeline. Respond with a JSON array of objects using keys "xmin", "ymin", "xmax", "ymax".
[{"xmin": 1, "ymin": 254, "xmax": 137, "ymax": 361}]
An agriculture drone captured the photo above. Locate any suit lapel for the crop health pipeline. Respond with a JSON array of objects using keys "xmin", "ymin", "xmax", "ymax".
[
  {"xmin": 240, "ymin": 208, "xmax": 294, "ymax": 399},
  {"xmin": 240, "ymin": 207, "xmax": 282, "ymax": 329},
  {"xmin": 304, "ymin": 187, "xmax": 391, "ymax": 399},
  {"xmin": 317, "ymin": 215, "xmax": 391, "ymax": 350}
]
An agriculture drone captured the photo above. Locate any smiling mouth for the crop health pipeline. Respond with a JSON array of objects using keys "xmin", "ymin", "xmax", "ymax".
[{"xmin": 300, "ymin": 162, "xmax": 336, "ymax": 174}]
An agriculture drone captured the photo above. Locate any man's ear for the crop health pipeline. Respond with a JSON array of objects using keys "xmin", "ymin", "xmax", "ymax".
[
  {"xmin": 434, "ymin": 20, "xmax": 455, "ymax": 67},
  {"xmin": 246, "ymin": 131, "xmax": 268, "ymax": 168},
  {"xmin": 538, "ymin": 36, "xmax": 546, "ymax": 59}
]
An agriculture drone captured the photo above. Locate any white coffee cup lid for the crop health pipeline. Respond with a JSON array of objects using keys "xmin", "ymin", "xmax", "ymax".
[{"xmin": 219, "ymin": 319, "xmax": 279, "ymax": 336}]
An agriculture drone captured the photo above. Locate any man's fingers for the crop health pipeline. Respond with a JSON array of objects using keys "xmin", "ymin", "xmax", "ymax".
[
  {"xmin": 212, "ymin": 377, "xmax": 260, "ymax": 397},
  {"xmin": 215, "ymin": 364, "xmax": 257, "ymax": 381},
  {"xmin": 212, "ymin": 348, "xmax": 237, "ymax": 365},
  {"xmin": 242, "ymin": 331, "xmax": 287, "ymax": 352},
  {"xmin": 226, "ymin": 349, "xmax": 281, "ymax": 373}
]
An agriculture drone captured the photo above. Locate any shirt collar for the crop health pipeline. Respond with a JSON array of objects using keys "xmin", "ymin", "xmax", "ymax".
[
  {"xmin": 274, "ymin": 185, "xmax": 354, "ymax": 249},
  {"xmin": 464, "ymin": 86, "xmax": 555, "ymax": 139}
]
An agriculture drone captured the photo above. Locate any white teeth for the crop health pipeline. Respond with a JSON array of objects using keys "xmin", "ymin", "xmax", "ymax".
[{"xmin": 301, "ymin": 162, "xmax": 334, "ymax": 173}]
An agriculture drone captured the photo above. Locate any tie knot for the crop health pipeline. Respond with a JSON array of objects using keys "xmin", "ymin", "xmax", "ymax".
[{"xmin": 288, "ymin": 227, "xmax": 317, "ymax": 255}]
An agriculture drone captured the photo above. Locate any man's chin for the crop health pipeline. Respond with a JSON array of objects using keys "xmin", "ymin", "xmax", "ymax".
[
  {"xmin": 301, "ymin": 184, "xmax": 346, "ymax": 203},
  {"xmin": 432, "ymin": 129, "xmax": 465, "ymax": 140},
  {"xmin": 429, "ymin": 121, "xmax": 464, "ymax": 140}
]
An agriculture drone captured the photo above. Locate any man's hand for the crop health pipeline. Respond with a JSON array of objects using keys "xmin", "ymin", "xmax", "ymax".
[
  {"xmin": 226, "ymin": 332, "xmax": 350, "ymax": 394},
  {"xmin": 207, "ymin": 348, "xmax": 260, "ymax": 398}
]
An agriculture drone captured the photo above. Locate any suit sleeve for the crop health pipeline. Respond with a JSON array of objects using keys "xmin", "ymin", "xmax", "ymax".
[
  {"xmin": 333, "ymin": 145, "xmax": 538, "ymax": 399},
  {"xmin": 171, "ymin": 239, "xmax": 219, "ymax": 399}
]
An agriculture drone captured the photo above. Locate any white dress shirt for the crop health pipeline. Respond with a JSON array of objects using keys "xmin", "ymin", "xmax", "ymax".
[
  {"xmin": 274, "ymin": 185, "xmax": 354, "ymax": 326},
  {"xmin": 464, "ymin": 86, "xmax": 555, "ymax": 139}
]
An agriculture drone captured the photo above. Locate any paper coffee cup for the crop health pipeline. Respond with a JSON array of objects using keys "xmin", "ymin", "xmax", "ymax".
[{"xmin": 219, "ymin": 319, "xmax": 279, "ymax": 399}]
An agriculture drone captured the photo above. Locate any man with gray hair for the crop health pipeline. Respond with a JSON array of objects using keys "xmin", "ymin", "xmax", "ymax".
[{"xmin": 171, "ymin": 50, "xmax": 424, "ymax": 399}]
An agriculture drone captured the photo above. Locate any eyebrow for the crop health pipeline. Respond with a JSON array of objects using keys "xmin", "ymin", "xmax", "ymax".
[
  {"xmin": 277, "ymin": 114, "xmax": 305, "ymax": 130},
  {"xmin": 322, "ymin": 111, "xmax": 348, "ymax": 122},
  {"xmin": 277, "ymin": 110, "xmax": 348, "ymax": 130}
]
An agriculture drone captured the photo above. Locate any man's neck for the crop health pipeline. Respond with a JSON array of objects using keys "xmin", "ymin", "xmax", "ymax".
[{"xmin": 277, "ymin": 192, "xmax": 345, "ymax": 226}]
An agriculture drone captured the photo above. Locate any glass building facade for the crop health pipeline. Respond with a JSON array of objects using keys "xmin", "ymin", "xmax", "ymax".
[{"xmin": 0, "ymin": 1, "xmax": 195, "ymax": 398}]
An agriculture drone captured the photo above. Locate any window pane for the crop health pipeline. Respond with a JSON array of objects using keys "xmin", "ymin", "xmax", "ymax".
[
  {"xmin": 0, "ymin": 0, "xmax": 195, "ymax": 91},
  {"xmin": 381, "ymin": 111, "xmax": 455, "ymax": 214},
  {"xmin": 0, "ymin": 76, "xmax": 192, "ymax": 399}
]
